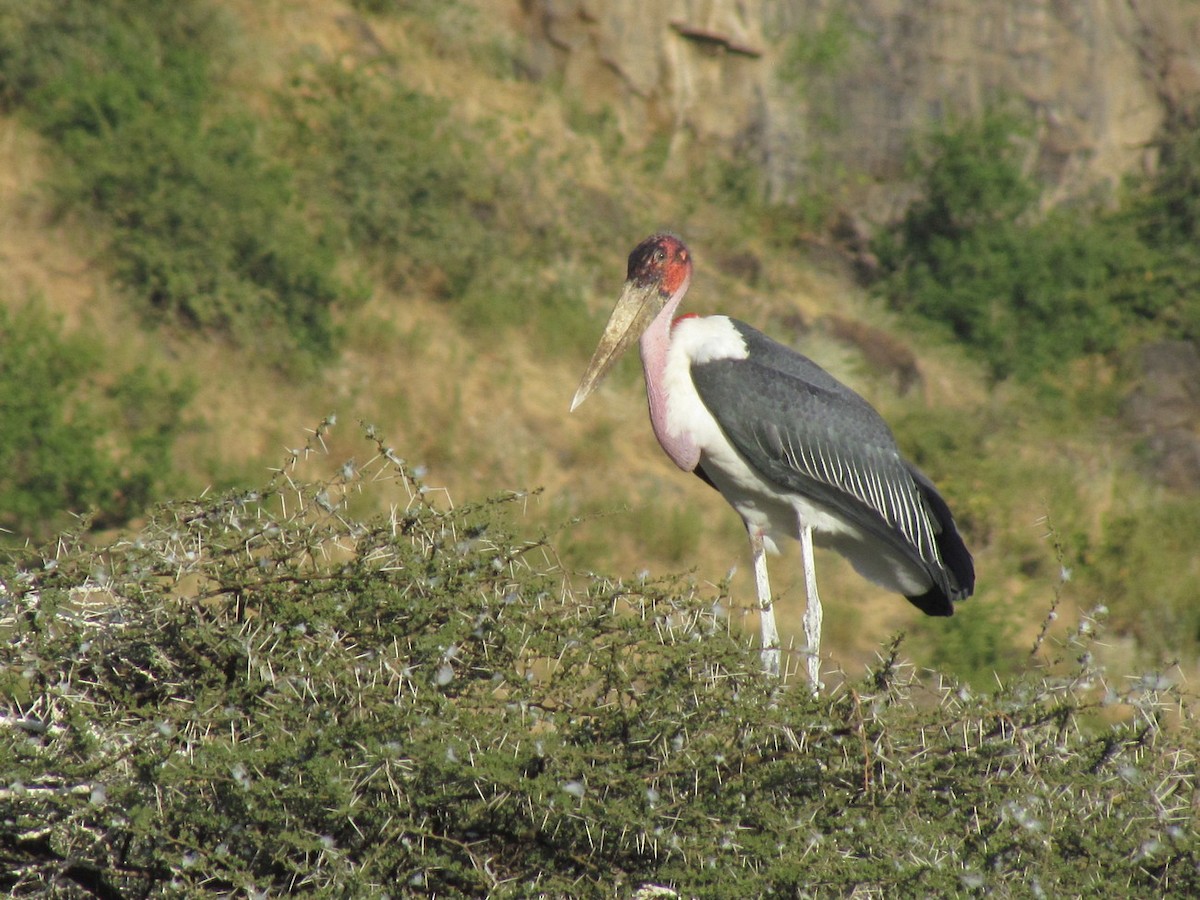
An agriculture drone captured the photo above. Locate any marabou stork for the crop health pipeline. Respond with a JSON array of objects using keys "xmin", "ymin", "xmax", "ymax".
[{"xmin": 570, "ymin": 234, "xmax": 974, "ymax": 686}]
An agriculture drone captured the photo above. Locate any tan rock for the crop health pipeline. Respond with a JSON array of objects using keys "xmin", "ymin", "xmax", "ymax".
[{"xmin": 521, "ymin": 1, "xmax": 1200, "ymax": 221}]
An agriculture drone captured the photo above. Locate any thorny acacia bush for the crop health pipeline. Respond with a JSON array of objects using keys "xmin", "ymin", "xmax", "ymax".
[{"xmin": 1, "ymin": 424, "xmax": 1197, "ymax": 898}]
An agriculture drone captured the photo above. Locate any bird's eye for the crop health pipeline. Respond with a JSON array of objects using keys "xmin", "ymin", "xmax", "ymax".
[{"xmin": 653, "ymin": 249, "xmax": 666, "ymax": 263}]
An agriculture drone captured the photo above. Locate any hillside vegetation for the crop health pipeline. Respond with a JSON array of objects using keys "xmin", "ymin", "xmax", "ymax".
[
  {"xmin": 1, "ymin": 1, "xmax": 1199, "ymax": 891},
  {"xmin": 1, "ymin": 0, "xmax": 1197, "ymax": 670}
]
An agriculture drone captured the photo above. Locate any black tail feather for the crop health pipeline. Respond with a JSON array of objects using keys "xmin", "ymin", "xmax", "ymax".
[{"xmin": 904, "ymin": 465, "xmax": 975, "ymax": 616}]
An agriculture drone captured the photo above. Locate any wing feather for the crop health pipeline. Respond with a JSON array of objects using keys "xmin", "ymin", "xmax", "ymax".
[{"xmin": 688, "ymin": 320, "xmax": 968, "ymax": 605}]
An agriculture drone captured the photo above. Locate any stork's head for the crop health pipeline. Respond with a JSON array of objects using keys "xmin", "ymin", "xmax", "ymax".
[
  {"xmin": 570, "ymin": 234, "xmax": 693, "ymax": 411},
  {"xmin": 626, "ymin": 232, "xmax": 692, "ymax": 296}
]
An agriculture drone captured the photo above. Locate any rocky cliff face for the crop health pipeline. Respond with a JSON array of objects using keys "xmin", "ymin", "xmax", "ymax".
[{"xmin": 520, "ymin": 0, "xmax": 1200, "ymax": 222}]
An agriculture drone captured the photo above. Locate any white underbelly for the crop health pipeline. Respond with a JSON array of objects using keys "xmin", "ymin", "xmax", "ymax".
[
  {"xmin": 699, "ymin": 445, "xmax": 933, "ymax": 598},
  {"xmin": 698, "ymin": 445, "xmax": 855, "ymax": 552}
]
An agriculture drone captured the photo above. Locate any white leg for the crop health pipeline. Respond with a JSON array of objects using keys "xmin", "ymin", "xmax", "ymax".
[
  {"xmin": 749, "ymin": 528, "xmax": 780, "ymax": 677},
  {"xmin": 799, "ymin": 522, "xmax": 823, "ymax": 690}
]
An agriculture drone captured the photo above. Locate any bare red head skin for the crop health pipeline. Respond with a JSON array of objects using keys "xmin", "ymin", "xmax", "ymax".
[{"xmin": 626, "ymin": 233, "xmax": 692, "ymax": 299}]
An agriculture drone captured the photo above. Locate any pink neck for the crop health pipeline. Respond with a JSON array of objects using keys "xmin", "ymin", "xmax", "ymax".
[{"xmin": 639, "ymin": 285, "xmax": 700, "ymax": 471}]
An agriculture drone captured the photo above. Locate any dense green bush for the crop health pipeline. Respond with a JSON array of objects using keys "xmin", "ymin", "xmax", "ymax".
[
  {"xmin": 872, "ymin": 111, "xmax": 1197, "ymax": 381},
  {"xmin": 0, "ymin": 0, "xmax": 346, "ymax": 361},
  {"xmin": 0, "ymin": 299, "xmax": 192, "ymax": 540},
  {"xmin": 1, "ymin": 427, "xmax": 1196, "ymax": 897},
  {"xmin": 1117, "ymin": 108, "xmax": 1200, "ymax": 341},
  {"xmin": 284, "ymin": 61, "xmax": 607, "ymax": 356},
  {"xmin": 284, "ymin": 63, "xmax": 495, "ymax": 297}
]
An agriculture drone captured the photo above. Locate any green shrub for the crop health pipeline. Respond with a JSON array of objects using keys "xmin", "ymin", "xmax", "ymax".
[
  {"xmin": 285, "ymin": 63, "xmax": 494, "ymax": 296},
  {"xmin": 872, "ymin": 110, "xmax": 1193, "ymax": 381},
  {"xmin": 777, "ymin": 8, "xmax": 859, "ymax": 85},
  {"xmin": 285, "ymin": 62, "xmax": 604, "ymax": 357},
  {"xmin": 0, "ymin": 0, "xmax": 346, "ymax": 361},
  {"xmin": 1, "ymin": 427, "xmax": 1196, "ymax": 896},
  {"xmin": 1117, "ymin": 107, "xmax": 1200, "ymax": 341},
  {"xmin": 0, "ymin": 299, "xmax": 192, "ymax": 540},
  {"xmin": 1139, "ymin": 109, "xmax": 1200, "ymax": 245}
]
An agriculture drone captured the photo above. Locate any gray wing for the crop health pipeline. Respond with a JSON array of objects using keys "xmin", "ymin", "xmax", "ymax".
[{"xmin": 690, "ymin": 320, "xmax": 948, "ymax": 587}]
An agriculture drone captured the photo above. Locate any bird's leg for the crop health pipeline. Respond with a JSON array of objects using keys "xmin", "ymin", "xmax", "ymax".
[
  {"xmin": 799, "ymin": 521, "xmax": 823, "ymax": 690},
  {"xmin": 749, "ymin": 528, "xmax": 780, "ymax": 677}
]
